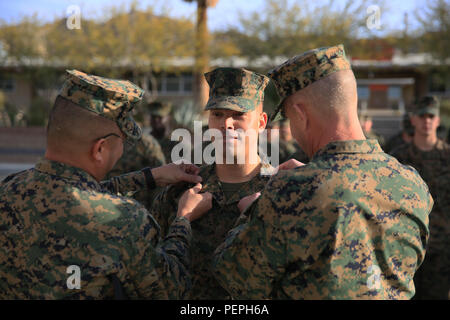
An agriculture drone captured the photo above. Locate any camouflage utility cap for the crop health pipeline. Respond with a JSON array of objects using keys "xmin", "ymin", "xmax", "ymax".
[
  {"xmin": 268, "ymin": 44, "xmax": 351, "ymax": 121},
  {"xmin": 204, "ymin": 67, "xmax": 269, "ymax": 112},
  {"xmin": 59, "ymin": 69, "xmax": 144, "ymax": 140},
  {"xmin": 414, "ymin": 96, "xmax": 440, "ymax": 116},
  {"xmin": 148, "ymin": 101, "xmax": 172, "ymax": 117}
]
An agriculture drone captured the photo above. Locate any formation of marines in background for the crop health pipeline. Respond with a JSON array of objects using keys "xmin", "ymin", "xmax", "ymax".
[{"xmin": 0, "ymin": 43, "xmax": 448, "ymax": 300}]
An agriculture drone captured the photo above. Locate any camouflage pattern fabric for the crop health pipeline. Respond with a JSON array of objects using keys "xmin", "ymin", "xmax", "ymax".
[
  {"xmin": 59, "ymin": 69, "xmax": 144, "ymax": 141},
  {"xmin": 152, "ymin": 162, "xmax": 273, "ymax": 299},
  {"xmin": 204, "ymin": 68, "xmax": 270, "ymax": 112},
  {"xmin": 364, "ymin": 130, "xmax": 385, "ymax": 149},
  {"xmin": 268, "ymin": 44, "xmax": 351, "ymax": 121},
  {"xmin": 213, "ymin": 139, "xmax": 433, "ymax": 299},
  {"xmin": 106, "ymin": 132, "xmax": 166, "ymax": 208},
  {"xmin": 390, "ymin": 139, "xmax": 449, "ymax": 299},
  {"xmin": 0, "ymin": 159, "xmax": 192, "ymax": 299}
]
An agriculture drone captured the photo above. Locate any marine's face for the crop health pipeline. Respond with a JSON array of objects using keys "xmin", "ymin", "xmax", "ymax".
[
  {"xmin": 208, "ymin": 107, "xmax": 266, "ymax": 162},
  {"xmin": 151, "ymin": 115, "xmax": 165, "ymax": 132},
  {"xmin": 411, "ymin": 113, "xmax": 440, "ymax": 137}
]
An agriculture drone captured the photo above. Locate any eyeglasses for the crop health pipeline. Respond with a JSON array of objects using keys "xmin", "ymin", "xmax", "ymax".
[{"xmin": 94, "ymin": 133, "xmax": 133, "ymax": 146}]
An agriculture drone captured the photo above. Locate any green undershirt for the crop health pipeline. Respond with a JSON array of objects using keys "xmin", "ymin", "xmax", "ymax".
[{"xmin": 220, "ymin": 181, "xmax": 250, "ymax": 202}]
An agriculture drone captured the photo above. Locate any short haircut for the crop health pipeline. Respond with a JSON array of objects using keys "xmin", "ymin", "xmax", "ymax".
[
  {"xmin": 286, "ymin": 69, "xmax": 357, "ymax": 121},
  {"xmin": 47, "ymin": 95, "xmax": 119, "ymax": 153}
]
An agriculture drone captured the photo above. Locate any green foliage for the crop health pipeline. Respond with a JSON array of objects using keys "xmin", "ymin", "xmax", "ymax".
[
  {"xmin": 414, "ymin": 0, "xmax": 450, "ymax": 62},
  {"xmin": 27, "ymin": 96, "xmax": 51, "ymax": 126},
  {"xmin": 172, "ymin": 99, "xmax": 204, "ymax": 131},
  {"xmin": 227, "ymin": 0, "xmax": 373, "ymax": 60}
]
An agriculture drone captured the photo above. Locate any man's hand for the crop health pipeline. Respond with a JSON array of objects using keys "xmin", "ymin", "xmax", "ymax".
[
  {"xmin": 151, "ymin": 163, "xmax": 202, "ymax": 187},
  {"xmin": 277, "ymin": 158, "xmax": 304, "ymax": 171},
  {"xmin": 177, "ymin": 184, "xmax": 213, "ymax": 222},
  {"xmin": 237, "ymin": 192, "xmax": 261, "ymax": 214}
]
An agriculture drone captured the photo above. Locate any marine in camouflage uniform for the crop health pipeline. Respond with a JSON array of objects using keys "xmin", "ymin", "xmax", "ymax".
[
  {"xmin": 212, "ymin": 45, "xmax": 433, "ymax": 299},
  {"xmin": 390, "ymin": 96, "xmax": 449, "ymax": 300},
  {"xmin": 0, "ymin": 70, "xmax": 193, "ymax": 299},
  {"xmin": 148, "ymin": 101, "xmax": 178, "ymax": 163},
  {"xmin": 152, "ymin": 67, "xmax": 275, "ymax": 299},
  {"xmin": 383, "ymin": 113, "xmax": 414, "ymax": 154}
]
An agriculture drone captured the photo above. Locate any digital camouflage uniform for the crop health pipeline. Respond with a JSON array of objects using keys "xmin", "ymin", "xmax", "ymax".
[
  {"xmin": 107, "ymin": 132, "xmax": 166, "ymax": 209},
  {"xmin": 213, "ymin": 45, "xmax": 433, "ymax": 300},
  {"xmin": 148, "ymin": 101, "xmax": 177, "ymax": 162},
  {"xmin": 152, "ymin": 163, "xmax": 274, "ymax": 299},
  {"xmin": 364, "ymin": 131, "xmax": 385, "ymax": 149},
  {"xmin": 0, "ymin": 70, "xmax": 192, "ymax": 299},
  {"xmin": 390, "ymin": 97, "xmax": 449, "ymax": 300},
  {"xmin": 152, "ymin": 67, "xmax": 274, "ymax": 299}
]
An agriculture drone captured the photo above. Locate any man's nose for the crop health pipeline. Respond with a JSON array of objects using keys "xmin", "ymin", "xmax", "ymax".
[{"xmin": 222, "ymin": 116, "xmax": 234, "ymax": 130}]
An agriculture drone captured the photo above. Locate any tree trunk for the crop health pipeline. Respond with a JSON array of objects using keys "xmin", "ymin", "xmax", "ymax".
[{"xmin": 193, "ymin": 0, "xmax": 210, "ymax": 113}]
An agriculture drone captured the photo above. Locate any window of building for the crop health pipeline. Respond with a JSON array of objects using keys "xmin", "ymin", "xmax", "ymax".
[{"xmin": 0, "ymin": 77, "xmax": 14, "ymax": 92}]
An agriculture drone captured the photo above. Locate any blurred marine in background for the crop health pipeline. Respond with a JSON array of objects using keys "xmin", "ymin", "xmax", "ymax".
[
  {"xmin": 148, "ymin": 101, "xmax": 178, "ymax": 163},
  {"xmin": 390, "ymin": 96, "xmax": 450, "ymax": 300}
]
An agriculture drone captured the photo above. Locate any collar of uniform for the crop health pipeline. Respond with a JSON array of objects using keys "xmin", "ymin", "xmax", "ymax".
[
  {"xmin": 35, "ymin": 158, "xmax": 102, "ymax": 190},
  {"xmin": 199, "ymin": 164, "xmax": 222, "ymax": 198},
  {"xmin": 312, "ymin": 139, "xmax": 382, "ymax": 160}
]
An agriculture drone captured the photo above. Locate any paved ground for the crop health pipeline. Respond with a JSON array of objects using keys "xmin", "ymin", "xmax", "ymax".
[
  {"xmin": 0, "ymin": 127, "xmax": 46, "ymax": 181},
  {"xmin": 0, "ymin": 162, "xmax": 35, "ymax": 181}
]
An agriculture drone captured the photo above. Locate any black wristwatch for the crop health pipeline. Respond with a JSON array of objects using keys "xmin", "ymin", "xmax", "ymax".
[{"xmin": 142, "ymin": 167, "xmax": 156, "ymax": 189}]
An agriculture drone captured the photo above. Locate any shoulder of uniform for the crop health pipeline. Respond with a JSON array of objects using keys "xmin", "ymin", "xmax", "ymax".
[
  {"xmin": 267, "ymin": 163, "xmax": 317, "ymax": 190},
  {"xmin": 437, "ymin": 139, "xmax": 450, "ymax": 151},
  {"xmin": 1, "ymin": 168, "xmax": 32, "ymax": 185},
  {"xmin": 141, "ymin": 132, "xmax": 161, "ymax": 147}
]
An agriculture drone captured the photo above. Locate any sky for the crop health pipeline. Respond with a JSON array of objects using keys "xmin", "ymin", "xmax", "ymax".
[{"xmin": 0, "ymin": 0, "xmax": 429, "ymax": 33}]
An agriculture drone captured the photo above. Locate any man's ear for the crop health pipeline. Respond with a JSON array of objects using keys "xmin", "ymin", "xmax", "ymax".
[
  {"xmin": 259, "ymin": 111, "xmax": 268, "ymax": 133},
  {"xmin": 290, "ymin": 102, "xmax": 308, "ymax": 130},
  {"xmin": 91, "ymin": 138, "xmax": 105, "ymax": 163}
]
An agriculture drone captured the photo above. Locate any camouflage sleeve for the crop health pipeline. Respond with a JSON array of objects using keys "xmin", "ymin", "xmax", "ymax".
[
  {"xmin": 212, "ymin": 181, "xmax": 286, "ymax": 299},
  {"xmin": 122, "ymin": 205, "xmax": 192, "ymax": 299},
  {"xmin": 101, "ymin": 170, "xmax": 148, "ymax": 195},
  {"xmin": 150, "ymin": 183, "xmax": 189, "ymax": 237}
]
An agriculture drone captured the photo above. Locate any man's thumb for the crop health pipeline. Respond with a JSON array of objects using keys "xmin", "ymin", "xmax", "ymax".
[{"xmin": 191, "ymin": 183, "xmax": 203, "ymax": 193}]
